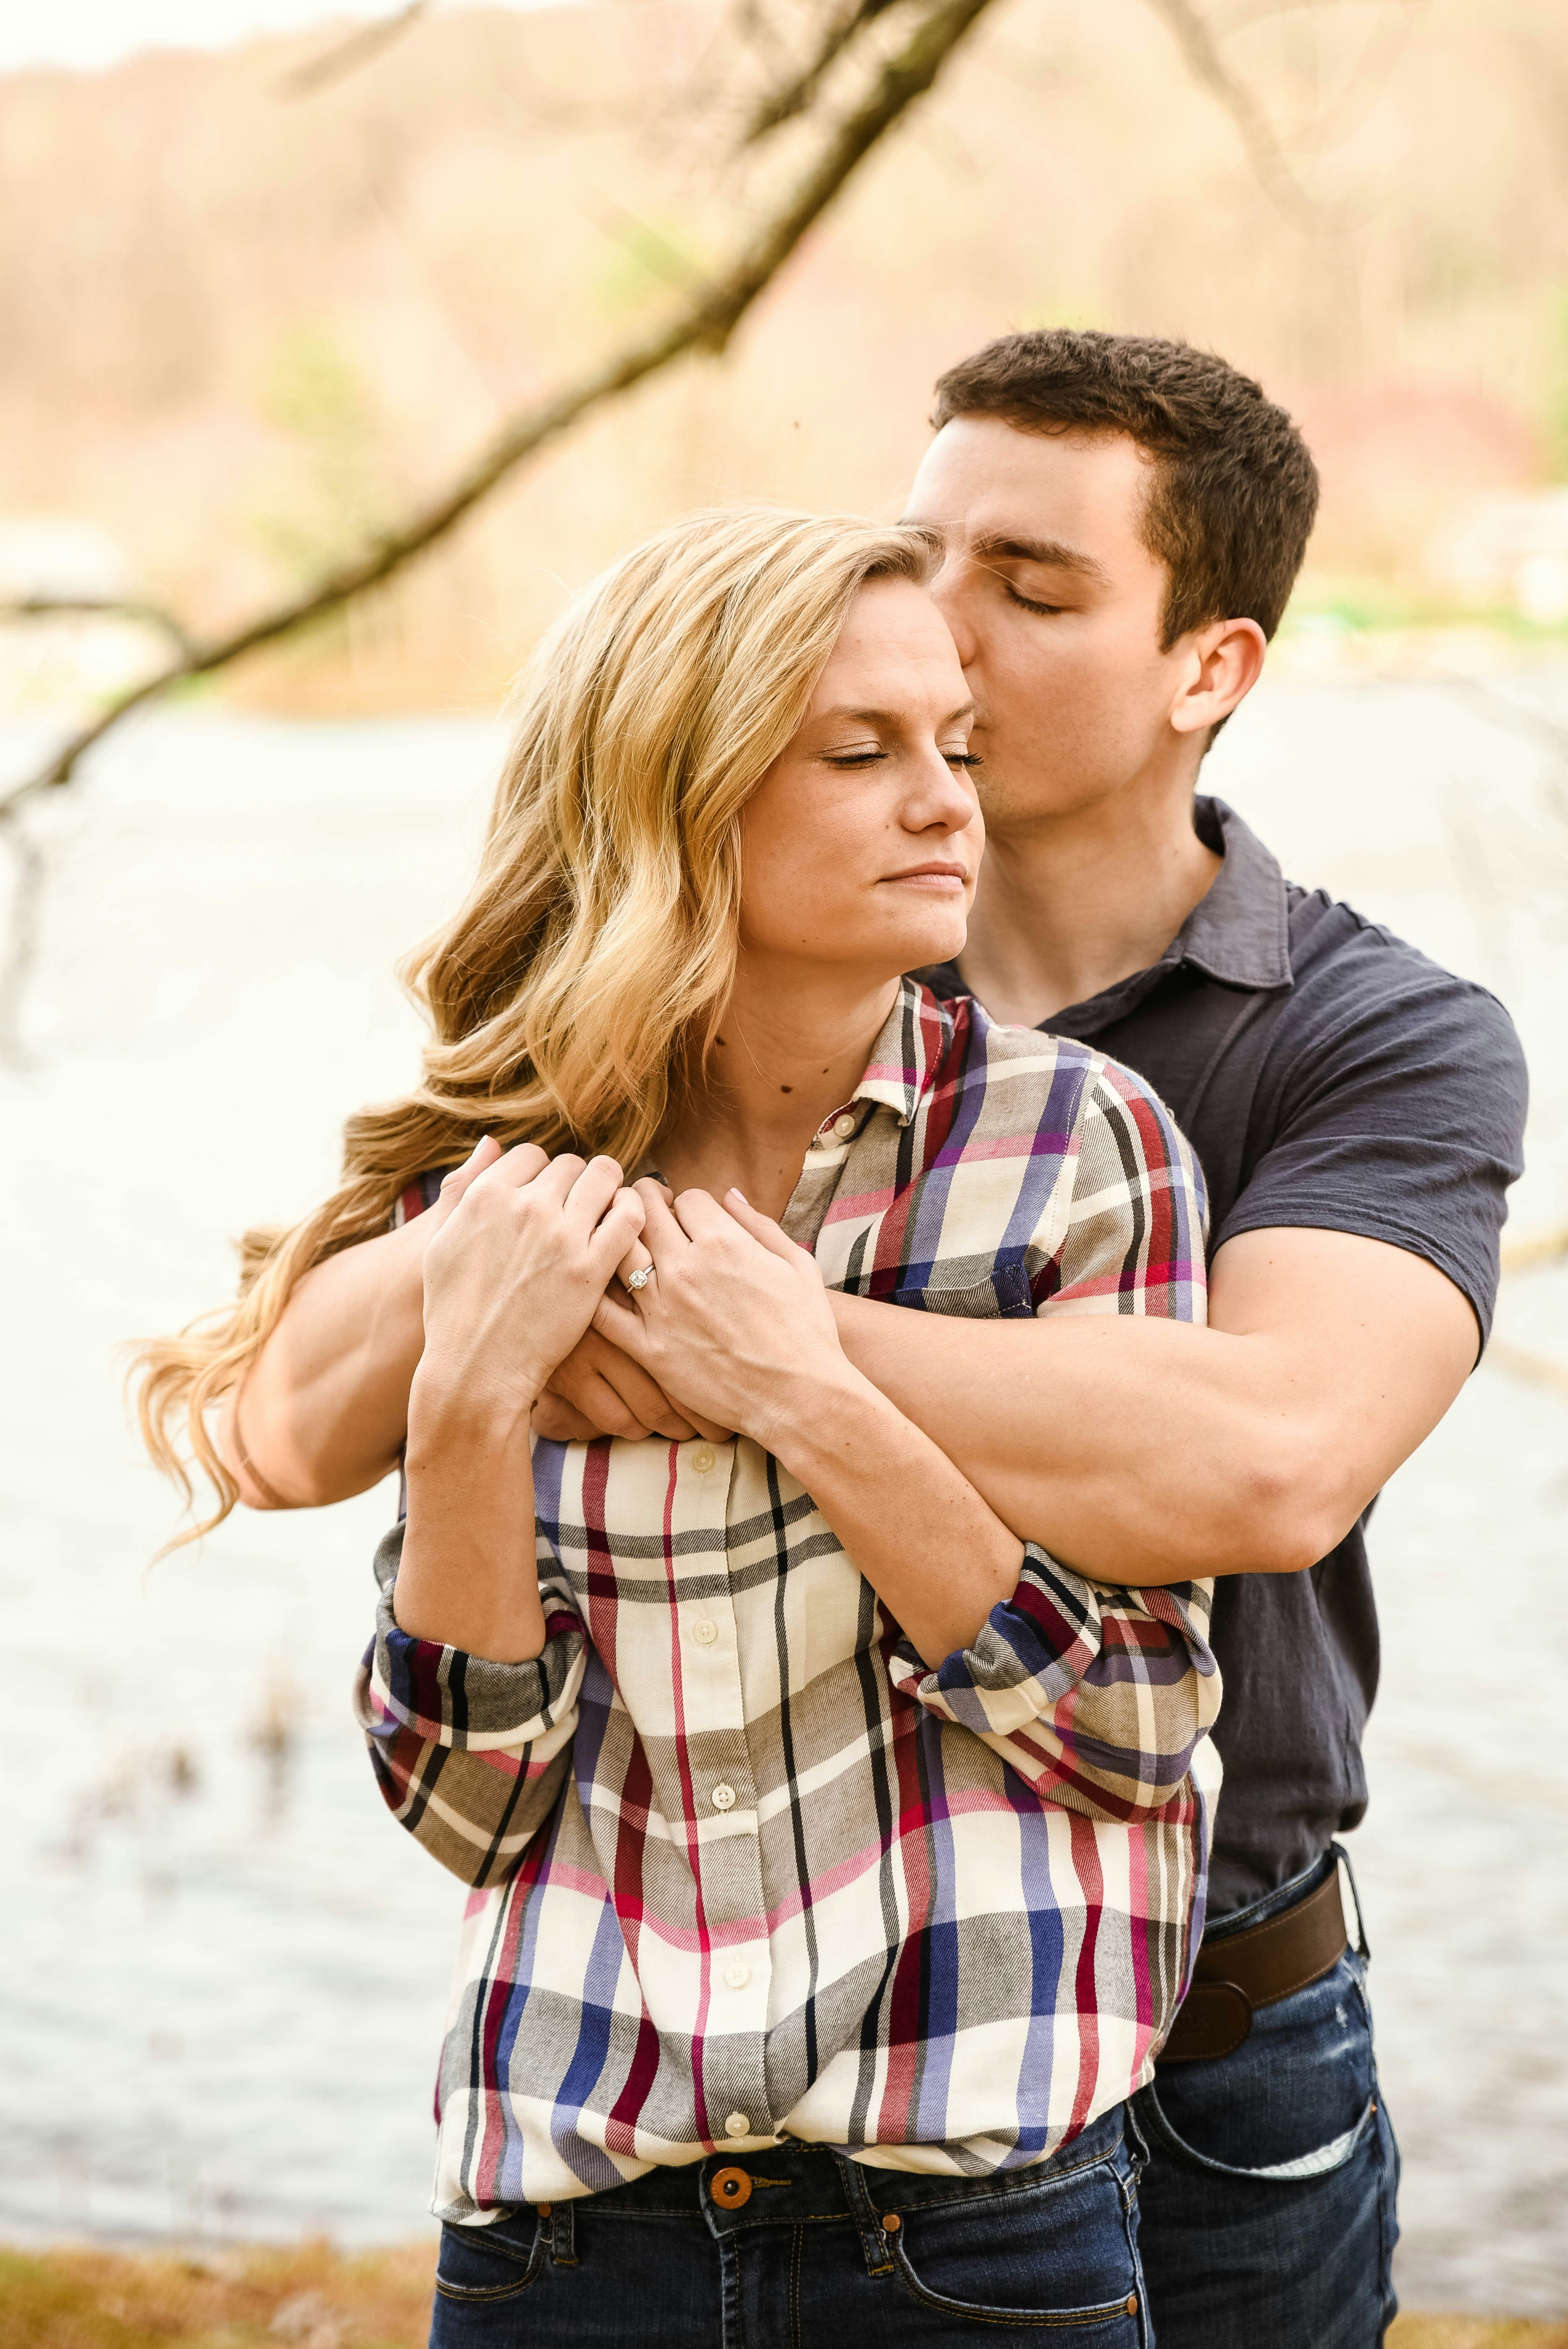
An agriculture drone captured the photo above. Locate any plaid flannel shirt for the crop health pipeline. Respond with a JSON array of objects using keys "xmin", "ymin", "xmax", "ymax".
[{"xmin": 357, "ymin": 979, "xmax": 1219, "ymax": 2216}]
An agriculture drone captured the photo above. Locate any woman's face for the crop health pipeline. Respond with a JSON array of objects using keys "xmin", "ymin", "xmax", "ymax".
[{"xmin": 738, "ymin": 576, "xmax": 983, "ymax": 983}]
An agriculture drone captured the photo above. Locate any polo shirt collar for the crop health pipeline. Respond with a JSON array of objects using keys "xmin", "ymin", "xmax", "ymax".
[
  {"xmin": 1049, "ymin": 796, "xmax": 1292, "ymax": 1037},
  {"xmin": 1180, "ymin": 796, "xmax": 1293, "ymax": 991}
]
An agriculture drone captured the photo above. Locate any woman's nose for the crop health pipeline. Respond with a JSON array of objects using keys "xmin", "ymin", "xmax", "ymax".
[{"xmin": 907, "ymin": 749, "xmax": 979, "ymax": 835}]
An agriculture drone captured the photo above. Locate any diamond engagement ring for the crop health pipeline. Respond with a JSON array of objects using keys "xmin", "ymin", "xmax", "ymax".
[{"xmin": 625, "ymin": 1265, "xmax": 653, "ymax": 1291}]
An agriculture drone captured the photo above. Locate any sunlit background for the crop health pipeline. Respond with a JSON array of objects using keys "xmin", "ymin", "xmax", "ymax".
[{"xmin": 1, "ymin": 0, "xmax": 1565, "ymax": 2327}]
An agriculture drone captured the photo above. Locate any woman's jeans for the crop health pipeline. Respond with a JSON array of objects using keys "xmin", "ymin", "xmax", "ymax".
[
  {"xmin": 427, "ymin": 2101, "xmax": 1151, "ymax": 2348},
  {"xmin": 1133, "ymin": 1848, "xmax": 1401, "ymax": 2349}
]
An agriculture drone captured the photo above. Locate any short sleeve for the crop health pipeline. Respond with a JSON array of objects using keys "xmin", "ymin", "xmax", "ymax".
[{"xmin": 1216, "ymin": 942, "xmax": 1527, "ymax": 1347}]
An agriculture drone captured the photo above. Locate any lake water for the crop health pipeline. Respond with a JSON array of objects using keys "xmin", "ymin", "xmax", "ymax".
[{"xmin": 1, "ymin": 674, "xmax": 1565, "ymax": 2312}]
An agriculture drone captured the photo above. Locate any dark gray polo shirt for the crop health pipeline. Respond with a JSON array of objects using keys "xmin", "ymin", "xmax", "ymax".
[{"xmin": 928, "ymin": 795, "xmax": 1529, "ymax": 1918}]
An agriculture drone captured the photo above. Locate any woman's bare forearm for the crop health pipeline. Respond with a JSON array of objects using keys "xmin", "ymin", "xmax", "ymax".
[
  {"xmin": 393, "ymin": 1382, "xmax": 546, "ymax": 1662},
  {"xmin": 223, "ymin": 1218, "xmax": 429, "ymax": 1507}
]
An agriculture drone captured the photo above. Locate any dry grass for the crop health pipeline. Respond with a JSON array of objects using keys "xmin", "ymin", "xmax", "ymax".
[
  {"xmin": 1393, "ymin": 2328, "xmax": 1568, "ymax": 2349},
  {"xmin": 0, "ymin": 2244, "xmax": 1562, "ymax": 2349},
  {"xmin": 0, "ymin": 2242, "xmax": 435, "ymax": 2349}
]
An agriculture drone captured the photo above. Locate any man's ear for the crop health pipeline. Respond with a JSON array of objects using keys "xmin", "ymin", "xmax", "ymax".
[{"xmin": 1170, "ymin": 617, "xmax": 1267, "ymax": 738}]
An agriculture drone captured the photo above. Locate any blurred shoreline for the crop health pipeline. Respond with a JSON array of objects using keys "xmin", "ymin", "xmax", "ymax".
[{"xmin": 1, "ymin": 2239, "xmax": 1563, "ymax": 2348}]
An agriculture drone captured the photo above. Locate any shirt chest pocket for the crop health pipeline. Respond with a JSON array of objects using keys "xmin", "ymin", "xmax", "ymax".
[{"xmin": 888, "ymin": 1262, "xmax": 1036, "ymax": 1319}]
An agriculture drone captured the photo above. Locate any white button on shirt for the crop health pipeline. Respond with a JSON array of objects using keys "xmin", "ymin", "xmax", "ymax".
[
  {"xmin": 831, "ymin": 1112, "xmax": 857, "ymax": 1138},
  {"xmin": 711, "ymin": 1783, "xmax": 737, "ymax": 1812},
  {"xmin": 724, "ymin": 1961, "xmax": 751, "ymax": 1989},
  {"xmin": 690, "ymin": 1445, "xmax": 717, "ymax": 1475},
  {"xmin": 691, "ymin": 1619, "xmax": 719, "ymax": 1648},
  {"xmin": 724, "ymin": 2113, "xmax": 750, "ymax": 2138}
]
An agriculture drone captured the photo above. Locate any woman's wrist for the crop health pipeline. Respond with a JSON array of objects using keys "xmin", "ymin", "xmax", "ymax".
[{"xmin": 406, "ymin": 1352, "xmax": 539, "ymax": 1463}]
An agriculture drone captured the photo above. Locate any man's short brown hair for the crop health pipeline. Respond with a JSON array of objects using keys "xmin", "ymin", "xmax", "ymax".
[{"xmin": 931, "ymin": 330, "xmax": 1319, "ymax": 647}]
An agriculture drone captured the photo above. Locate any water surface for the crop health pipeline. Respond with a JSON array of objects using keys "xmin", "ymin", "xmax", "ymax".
[{"xmin": 1, "ymin": 683, "xmax": 1564, "ymax": 2308}]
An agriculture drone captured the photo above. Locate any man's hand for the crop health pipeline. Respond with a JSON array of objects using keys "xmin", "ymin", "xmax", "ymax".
[{"xmin": 532, "ymin": 1328, "xmax": 733, "ymax": 1446}]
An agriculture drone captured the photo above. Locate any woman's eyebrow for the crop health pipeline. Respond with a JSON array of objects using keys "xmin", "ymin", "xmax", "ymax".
[
  {"xmin": 970, "ymin": 531, "xmax": 1110, "ymax": 582},
  {"xmin": 817, "ymin": 700, "xmax": 976, "ymax": 727}
]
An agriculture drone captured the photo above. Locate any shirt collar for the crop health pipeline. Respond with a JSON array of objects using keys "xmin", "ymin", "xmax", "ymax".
[
  {"xmin": 1179, "ymin": 796, "xmax": 1292, "ymax": 990},
  {"xmin": 837, "ymin": 976, "xmax": 949, "ymax": 1133},
  {"xmin": 1044, "ymin": 796, "xmax": 1292, "ymax": 1036}
]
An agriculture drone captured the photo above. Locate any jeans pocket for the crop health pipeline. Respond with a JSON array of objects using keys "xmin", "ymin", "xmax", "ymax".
[
  {"xmin": 433, "ymin": 2217, "xmax": 546, "ymax": 2303},
  {"xmin": 1139, "ymin": 1953, "xmax": 1378, "ymax": 2181},
  {"xmin": 889, "ymin": 2162, "xmax": 1144, "ymax": 2333}
]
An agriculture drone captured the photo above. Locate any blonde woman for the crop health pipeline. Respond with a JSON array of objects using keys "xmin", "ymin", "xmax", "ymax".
[{"xmin": 137, "ymin": 511, "xmax": 1217, "ymax": 2346}]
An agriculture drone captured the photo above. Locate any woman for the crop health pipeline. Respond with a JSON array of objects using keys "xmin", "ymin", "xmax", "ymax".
[{"xmin": 136, "ymin": 510, "xmax": 1216, "ymax": 2346}]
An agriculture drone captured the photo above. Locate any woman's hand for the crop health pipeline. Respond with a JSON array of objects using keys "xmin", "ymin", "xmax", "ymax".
[
  {"xmin": 414, "ymin": 1148, "xmax": 646, "ymax": 1437},
  {"xmin": 591, "ymin": 1181, "xmax": 845, "ymax": 1449}
]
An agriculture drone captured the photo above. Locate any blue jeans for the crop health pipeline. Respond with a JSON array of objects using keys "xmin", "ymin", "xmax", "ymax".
[
  {"xmin": 1133, "ymin": 1848, "xmax": 1401, "ymax": 2349},
  {"xmin": 427, "ymin": 2102, "xmax": 1150, "ymax": 2348}
]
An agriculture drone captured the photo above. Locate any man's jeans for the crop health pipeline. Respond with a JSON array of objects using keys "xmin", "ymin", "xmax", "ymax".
[
  {"xmin": 427, "ymin": 2101, "xmax": 1150, "ymax": 2348},
  {"xmin": 1133, "ymin": 1848, "xmax": 1401, "ymax": 2349}
]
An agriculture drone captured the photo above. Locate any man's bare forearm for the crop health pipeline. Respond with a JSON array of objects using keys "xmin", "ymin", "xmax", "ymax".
[
  {"xmin": 830, "ymin": 1295, "xmax": 1287, "ymax": 1581},
  {"xmin": 830, "ymin": 1228, "xmax": 1478, "ymax": 1583},
  {"xmin": 224, "ymin": 1218, "xmax": 429, "ymax": 1507}
]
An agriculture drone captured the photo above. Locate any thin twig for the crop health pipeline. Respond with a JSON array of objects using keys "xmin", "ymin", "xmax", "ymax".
[
  {"xmin": 744, "ymin": 0, "xmax": 908, "ymax": 143},
  {"xmin": 0, "ymin": 811, "xmax": 45, "ymax": 1066},
  {"xmin": 275, "ymin": 1, "xmax": 431, "ymax": 100},
  {"xmin": 0, "ymin": 0, "xmax": 999, "ymax": 824},
  {"xmin": 1142, "ymin": 0, "xmax": 1354, "ymax": 230},
  {"xmin": 0, "ymin": 596, "xmax": 198, "ymax": 660}
]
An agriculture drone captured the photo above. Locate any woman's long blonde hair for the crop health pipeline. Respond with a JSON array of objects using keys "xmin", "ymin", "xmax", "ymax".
[{"xmin": 134, "ymin": 506, "xmax": 940, "ymax": 1534}]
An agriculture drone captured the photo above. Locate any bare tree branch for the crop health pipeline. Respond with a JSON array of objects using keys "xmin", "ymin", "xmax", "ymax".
[
  {"xmin": 0, "ymin": 596, "xmax": 198, "ymax": 660},
  {"xmin": 275, "ymin": 1, "xmax": 431, "ymax": 101},
  {"xmin": 1141, "ymin": 0, "xmax": 1352, "ymax": 230},
  {"xmin": 0, "ymin": 0, "xmax": 997, "ymax": 824},
  {"xmin": 744, "ymin": 0, "xmax": 907, "ymax": 143}
]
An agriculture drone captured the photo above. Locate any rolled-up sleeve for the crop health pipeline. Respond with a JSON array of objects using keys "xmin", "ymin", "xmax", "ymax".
[
  {"xmin": 353, "ymin": 1524, "xmax": 585, "ymax": 1887},
  {"xmin": 888, "ymin": 1045, "xmax": 1220, "ymax": 1824},
  {"xmin": 887, "ymin": 1551, "xmax": 1219, "ymax": 1822}
]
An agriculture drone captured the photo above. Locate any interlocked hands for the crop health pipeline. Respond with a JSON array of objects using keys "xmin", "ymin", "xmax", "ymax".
[{"xmin": 416, "ymin": 1143, "xmax": 840, "ymax": 1447}]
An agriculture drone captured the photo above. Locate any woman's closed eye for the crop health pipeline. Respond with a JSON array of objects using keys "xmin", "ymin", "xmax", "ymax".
[{"xmin": 822, "ymin": 743, "xmax": 978, "ymax": 771}]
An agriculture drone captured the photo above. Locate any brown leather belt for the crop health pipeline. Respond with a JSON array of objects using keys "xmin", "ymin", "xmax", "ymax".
[{"xmin": 1157, "ymin": 1866, "xmax": 1348, "ymax": 2066}]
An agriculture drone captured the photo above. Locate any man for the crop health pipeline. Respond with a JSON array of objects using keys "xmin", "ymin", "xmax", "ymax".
[{"xmin": 228, "ymin": 331, "xmax": 1526, "ymax": 2346}]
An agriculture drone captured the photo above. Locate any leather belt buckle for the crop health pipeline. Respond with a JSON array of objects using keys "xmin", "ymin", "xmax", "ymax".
[
  {"xmin": 1157, "ymin": 1978, "xmax": 1252, "ymax": 2065},
  {"xmin": 1156, "ymin": 1863, "xmax": 1349, "ymax": 2068}
]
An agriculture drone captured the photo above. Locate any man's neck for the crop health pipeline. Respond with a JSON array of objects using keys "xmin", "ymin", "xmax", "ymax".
[{"xmin": 957, "ymin": 781, "xmax": 1221, "ymax": 1029}]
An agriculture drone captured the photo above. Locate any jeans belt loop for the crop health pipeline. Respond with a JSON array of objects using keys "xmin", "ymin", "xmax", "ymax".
[
  {"xmin": 547, "ymin": 2195, "xmax": 578, "ymax": 2266},
  {"xmin": 831, "ymin": 2152, "xmax": 897, "ymax": 2278},
  {"xmin": 1331, "ymin": 1837, "xmax": 1371, "ymax": 1961}
]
